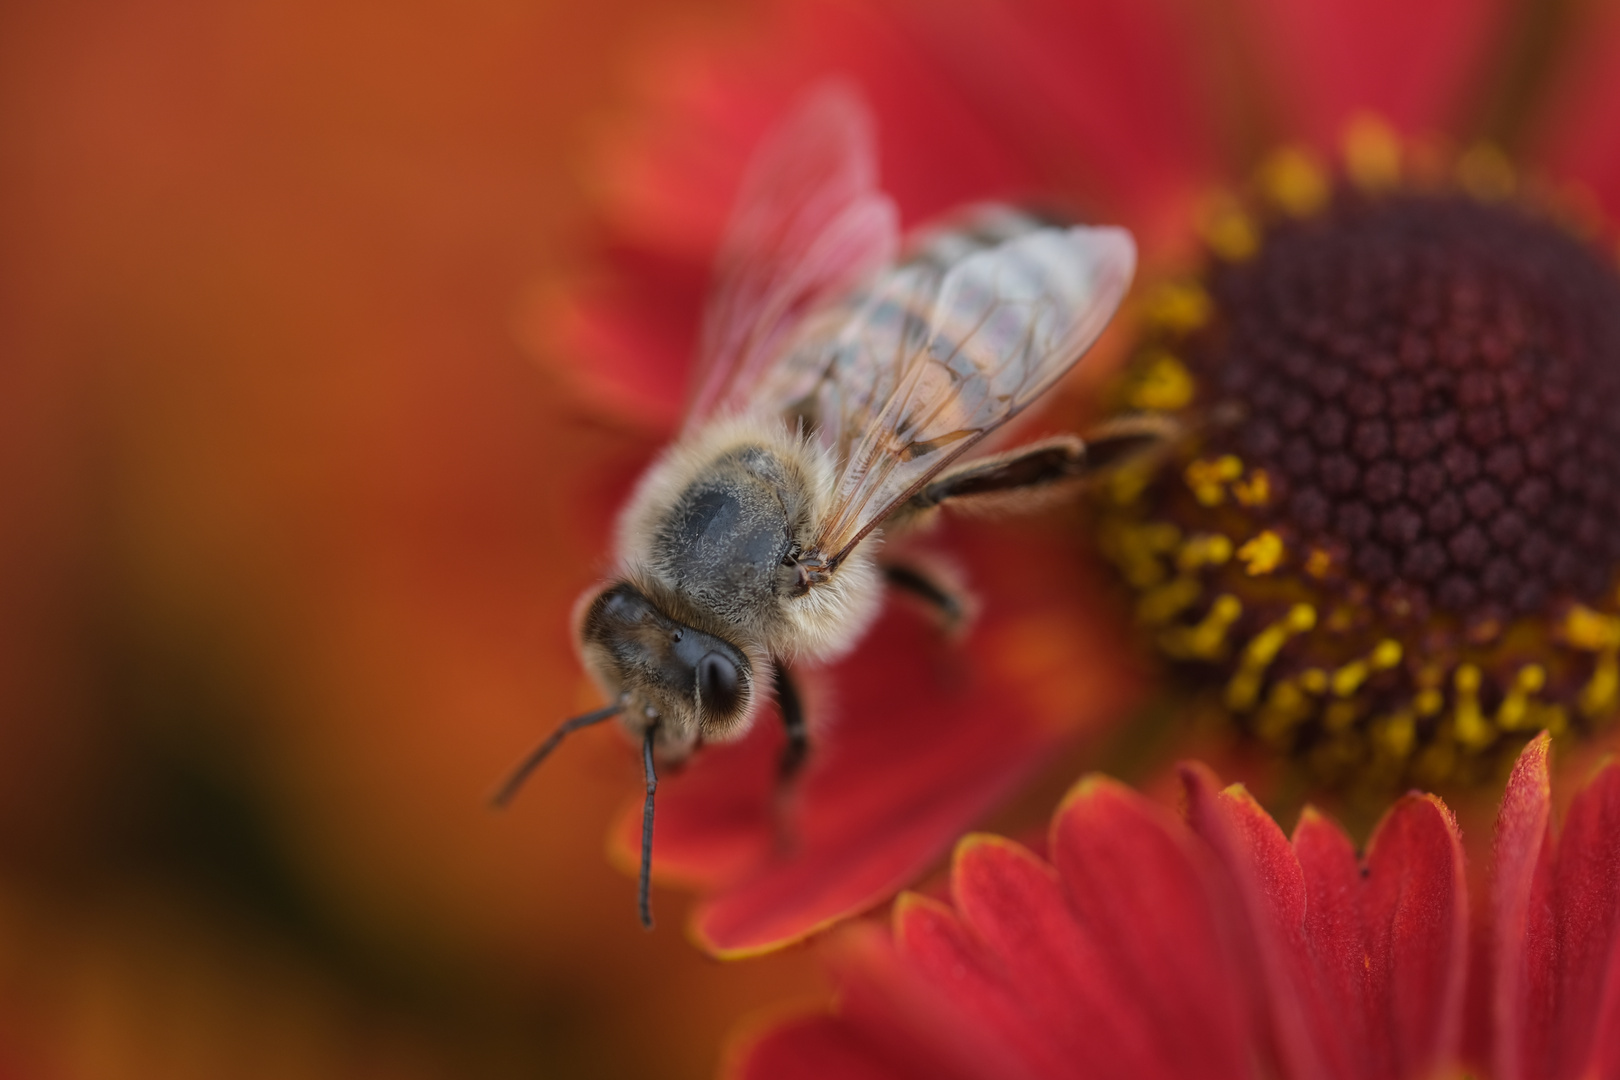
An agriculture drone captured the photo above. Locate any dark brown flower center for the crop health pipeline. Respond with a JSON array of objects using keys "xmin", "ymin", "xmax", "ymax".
[{"xmin": 1103, "ymin": 177, "xmax": 1620, "ymax": 786}]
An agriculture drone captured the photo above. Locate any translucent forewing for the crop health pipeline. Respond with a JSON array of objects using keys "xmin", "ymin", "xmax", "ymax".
[
  {"xmin": 797, "ymin": 224, "xmax": 1137, "ymax": 561},
  {"xmin": 683, "ymin": 82, "xmax": 900, "ymax": 430}
]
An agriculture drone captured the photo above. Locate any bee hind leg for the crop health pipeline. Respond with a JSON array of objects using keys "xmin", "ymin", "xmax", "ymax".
[{"xmin": 908, "ymin": 415, "xmax": 1181, "ymax": 515}]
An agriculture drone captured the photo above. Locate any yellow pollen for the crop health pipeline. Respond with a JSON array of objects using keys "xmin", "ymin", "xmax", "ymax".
[
  {"xmin": 1342, "ymin": 114, "xmax": 1401, "ymax": 190},
  {"xmin": 1144, "ymin": 281, "xmax": 1212, "ymax": 334},
  {"xmin": 1457, "ymin": 143, "xmax": 1516, "ymax": 201},
  {"xmin": 1372, "ymin": 710, "xmax": 1417, "ymax": 760},
  {"xmin": 1138, "ymin": 576, "xmax": 1202, "ymax": 625},
  {"xmin": 1231, "ymin": 469, "xmax": 1271, "ymax": 507},
  {"xmin": 1581, "ymin": 648, "xmax": 1619, "ymax": 719},
  {"xmin": 1202, "ymin": 198, "xmax": 1258, "ymax": 261},
  {"xmin": 1453, "ymin": 664, "xmax": 1494, "ymax": 750},
  {"xmin": 1323, "ymin": 701, "xmax": 1360, "ymax": 732},
  {"xmin": 1414, "ymin": 687, "xmax": 1445, "ymax": 717},
  {"xmin": 1299, "ymin": 668, "xmax": 1328, "ymax": 695},
  {"xmin": 1128, "ymin": 350, "xmax": 1197, "ymax": 411},
  {"xmin": 1256, "ymin": 677, "xmax": 1313, "ymax": 742},
  {"xmin": 1176, "ymin": 533, "xmax": 1233, "ymax": 572},
  {"xmin": 1259, "ymin": 147, "xmax": 1329, "ymax": 217},
  {"xmin": 1236, "ymin": 530, "xmax": 1284, "ymax": 575},
  {"xmin": 1185, "ymin": 455, "xmax": 1243, "ymax": 506},
  {"xmin": 1304, "ymin": 548, "xmax": 1334, "ymax": 579},
  {"xmin": 1224, "ymin": 603, "xmax": 1316, "ymax": 711},
  {"xmin": 1329, "ymin": 639, "xmax": 1402, "ymax": 698},
  {"xmin": 1327, "ymin": 605, "xmax": 1358, "ymax": 632},
  {"xmin": 1162, "ymin": 594, "xmax": 1242, "ymax": 659},
  {"xmin": 1496, "ymin": 664, "xmax": 1547, "ymax": 731},
  {"xmin": 1105, "ymin": 520, "xmax": 1181, "ymax": 587},
  {"xmin": 1563, "ymin": 604, "xmax": 1620, "ymax": 650},
  {"xmin": 1106, "ymin": 459, "xmax": 1153, "ymax": 506}
]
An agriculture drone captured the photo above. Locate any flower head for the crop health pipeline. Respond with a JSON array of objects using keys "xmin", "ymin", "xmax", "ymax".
[
  {"xmin": 727, "ymin": 732, "xmax": 1620, "ymax": 1080},
  {"xmin": 1101, "ymin": 150, "xmax": 1620, "ymax": 788},
  {"xmin": 534, "ymin": 0, "xmax": 1620, "ymax": 954}
]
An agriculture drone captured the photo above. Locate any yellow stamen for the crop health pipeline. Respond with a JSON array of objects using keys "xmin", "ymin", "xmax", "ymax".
[
  {"xmin": 1176, "ymin": 533, "xmax": 1233, "ymax": 573},
  {"xmin": 1138, "ymin": 576, "xmax": 1202, "ymax": 625},
  {"xmin": 1581, "ymin": 648, "xmax": 1619, "ymax": 719},
  {"xmin": 1236, "ymin": 530, "xmax": 1284, "ymax": 576},
  {"xmin": 1563, "ymin": 604, "xmax": 1620, "ymax": 650},
  {"xmin": 1342, "ymin": 114, "xmax": 1400, "ymax": 191},
  {"xmin": 1372, "ymin": 710, "xmax": 1416, "ymax": 760},
  {"xmin": 1184, "ymin": 455, "xmax": 1243, "ymax": 506},
  {"xmin": 1202, "ymin": 198, "xmax": 1258, "ymax": 261},
  {"xmin": 1231, "ymin": 469, "xmax": 1271, "ymax": 507},
  {"xmin": 1453, "ymin": 664, "xmax": 1494, "ymax": 750},
  {"xmin": 1144, "ymin": 281, "xmax": 1212, "ymax": 335},
  {"xmin": 1329, "ymin": 639, "xmax": 1402, "ymax": 698},
  {"xmin": 1457, "ymin": 143, "xmax": 1515, "ymax": 201},
  {"xmin": 1258, "ymin": 147, "xmax": 1329, "ymax": 217},
  {"xmin": 1225, "ymin": 603, "xmax": 1316, "ymax": 711},
  {"xmin": 1323, "ymin": 700, "xmax": 1360, "ymax": 732},
  {"xmin": 1496, "ymin": 665, "xmax": 1546, "ymax": 731},
  {"xmin": 1161, "ymin": 594, "xmax": 1241, "ymax": 659},
  {"xmin": 1126, "ymin": 350, "xmax": 1197, "ymax": 411},
  {"xmin": 1256, "ymin": 677, "xmax": 1313, "ymax": 743}
]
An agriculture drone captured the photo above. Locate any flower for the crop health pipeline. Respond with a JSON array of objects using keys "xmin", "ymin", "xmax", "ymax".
[
  {"xmin": 725, "ymin": 731, "xmax": 1620, "ymax": 1080},
  {"xmin": 533, "ymin": 0, "xmax": 1620, "ymax": 955}
]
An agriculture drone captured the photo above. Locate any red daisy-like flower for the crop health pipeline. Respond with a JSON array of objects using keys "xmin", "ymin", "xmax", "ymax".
[
  {"xmin": 529, "ymin": 0, "xmax": 1620, "ymax": 955},
  {"xmin": 726, "ymin": 731, "xmax": 1620, "ymax": 1080}
]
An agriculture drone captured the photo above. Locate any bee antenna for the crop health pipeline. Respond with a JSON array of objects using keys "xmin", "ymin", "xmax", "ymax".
[
  {"xmin": 639, "ymin": 724, "xmax": 658, "ymax": 930},
  {"xmin": 489, "ymin": 700, "xmax": 625, "ymax": 809}
]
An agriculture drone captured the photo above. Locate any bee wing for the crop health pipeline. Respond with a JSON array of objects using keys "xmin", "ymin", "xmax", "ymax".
[
  {"xmin": 683, "ymin": 81, "xmax": 900, "ymax": 431},
  {"xmin": 802, "ymin": 223, "xmax": 1137, "ymax": 563}
]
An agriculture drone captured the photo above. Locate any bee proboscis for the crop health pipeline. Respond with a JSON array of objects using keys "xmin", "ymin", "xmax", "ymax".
[{"xmin": 495, "ymin": 81, "xmax": 1144, "ymax": 928}]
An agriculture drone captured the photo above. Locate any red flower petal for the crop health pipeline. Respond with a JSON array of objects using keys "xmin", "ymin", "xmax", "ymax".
[
  {"xmin": 1226, "ymin": 0, "xmax": 1516, "ymax": 146},
  {"xmin": 946, "ymin": 832, "xmax": 1174, "ymax": 1077},
  {"xmin": 1485, "ymin": 734, "xmax": 1620, "ymax": 1080},
  {"xmin": 1182, "ymin": 766, "xmax": 1466, "ymax": 1080},
  {"xmin": 1181, "ymin": 765, "xmax": 1333, "ymax": 1079},
  {"xmin": 728, "ymin": 1011, "xmax": 924, "ymax": 1080},
  {"xmin": 833, "ymin": 920, "xmax": 1034, "ymax": 1080},
  {"xmin": 1538, "ymin": 760, "xmax": 1620, "ymax": 1080},
  {"xmin": 1050, "ymin": 775, "xmax": 1252, "ymax": 1079},
  {"xmin": 1293, "ymin": 807, "xmax": 1377, "ymax": 1073},
  {"xmin": 1484, "ymin": 731, "xmax": 1554, "ymax": 1080},
  {"xmin": 1358, "ymin": 793, "xmax": 1468, "ymax": 1079}
]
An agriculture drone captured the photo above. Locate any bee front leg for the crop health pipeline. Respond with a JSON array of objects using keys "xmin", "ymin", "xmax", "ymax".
[
  {"xmin": 882, "ymin": 562, "xmax": 967, "ymax": 632},
  {"xmin": 774, "ymin": 665, "xmax": 808, "ymax": 783},
  {"xmin": 771, "ymin": 665, "xmax": 808, "ymax": 855}
]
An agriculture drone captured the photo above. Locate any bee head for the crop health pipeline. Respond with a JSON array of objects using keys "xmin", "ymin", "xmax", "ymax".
[{"xmin": 575, "ymin": 581, "xmax": 756, "ymax": 751}]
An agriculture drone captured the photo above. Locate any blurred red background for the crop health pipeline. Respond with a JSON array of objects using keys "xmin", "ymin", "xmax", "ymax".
[{"xmin": 0, "ymin": 1, "xmax": 828, "ymax": 1076}]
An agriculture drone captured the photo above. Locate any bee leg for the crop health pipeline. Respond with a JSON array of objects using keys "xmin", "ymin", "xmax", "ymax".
[
  {"xmin": 639, "ymin": 724, "xmax": 658, "ymax": 930},
  {"xmin": 909, "ymin": 416, "xmax": 1180, "ymax": 513},
  {"xmin": 771, "ymin": 666, "xmax": 808, "ymax": 854},
  {"xmin": 882, "ymin": 562, "xmax": 966, "ymax": 632}
]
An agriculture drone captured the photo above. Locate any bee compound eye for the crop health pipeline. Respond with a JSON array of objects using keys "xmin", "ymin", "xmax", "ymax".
[{"xmin": 696, "ymin": 651, "xmax": 742, "ymax": 716}]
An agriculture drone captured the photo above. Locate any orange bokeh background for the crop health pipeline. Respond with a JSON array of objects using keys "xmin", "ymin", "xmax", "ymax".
[{"xmin": 0, "ymin": 1, "xmax": 826, "ymax": 1076}]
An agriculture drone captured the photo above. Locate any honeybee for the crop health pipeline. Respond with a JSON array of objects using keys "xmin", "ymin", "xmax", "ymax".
[{"xmin": 496, "ymin": 82, "xmax": 1145, "ymax": 927}]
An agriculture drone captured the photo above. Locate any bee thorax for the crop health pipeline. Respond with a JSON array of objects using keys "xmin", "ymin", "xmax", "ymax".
[{"xmin": 616, "ymin": 418, "xmax": 881, "ymax": 661}]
